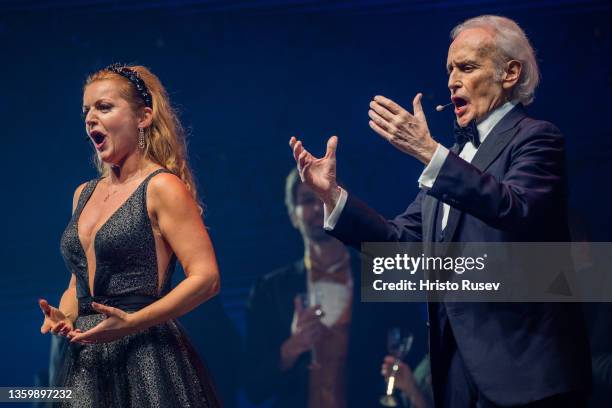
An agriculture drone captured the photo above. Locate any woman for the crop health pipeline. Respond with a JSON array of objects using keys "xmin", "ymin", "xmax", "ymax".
[{"xmin": 38, "ymin": 63, "xmax": 221, "ymax": 407}]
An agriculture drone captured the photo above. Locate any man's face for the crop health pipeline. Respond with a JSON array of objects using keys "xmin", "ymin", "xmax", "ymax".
[
  {"xmin": 447, "ymin": 28, "xmax": 506, "ymax": 127},
  {"xmin": 291, "ymin": 183, "xmax": 329, "ymax": 242}
]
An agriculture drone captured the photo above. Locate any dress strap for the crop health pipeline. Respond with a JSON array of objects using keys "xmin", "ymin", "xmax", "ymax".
[
  {"xmin": 74, "ymin": 179, "xmax": 100, "ymax": 215},
  {"xmin": 143, "ymin": 168, "xmax": 173, "ymax": 185}
]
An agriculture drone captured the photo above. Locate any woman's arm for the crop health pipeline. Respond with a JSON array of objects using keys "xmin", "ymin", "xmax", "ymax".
[
  {"xmin": 70, "ymin": 173, "xmax": 220, "ymax": 343},
  {"xmin": 39, "ymin": 183, "xmax": 87, "ymax": 336},
  {"xmin": 61, "ymin": 182, "xmax": 87, "ymax": 323},
  {"xmin": 130, "ymin": 173, "xmax": 220, "ymax": 329},
  {"xmin": 58, "ymin": 274, "xmax": 78, "ymax": 323}
]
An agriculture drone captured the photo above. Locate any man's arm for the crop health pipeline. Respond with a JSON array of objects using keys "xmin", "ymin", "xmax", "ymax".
[
  {"xmin": 289, "ymin": 130, "xmax": 424, "ymax": 249},
  {"xmin": 326, "ymin": 190, "xmax": 425, "ymax": 250},
  {"xmin": 428, "ymin": 122, "xmax": 566, "ymax": 230}
]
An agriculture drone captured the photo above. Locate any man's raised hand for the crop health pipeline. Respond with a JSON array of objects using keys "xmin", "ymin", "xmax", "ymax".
[
  {"xmin": 289, "ymin": 135, "xmax": 341, "ymax": 207},
  {"xmin": 368, "ymin": 93, "xmax": 438, "ymax": 165}
]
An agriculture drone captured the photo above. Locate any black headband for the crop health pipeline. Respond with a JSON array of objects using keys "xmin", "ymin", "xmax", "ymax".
[{"xmin": 104, "ymin": 63, "xmax": 153, "ymax": 108}]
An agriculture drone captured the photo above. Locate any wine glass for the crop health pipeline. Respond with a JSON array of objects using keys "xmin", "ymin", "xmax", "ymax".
[
  {"xmin": 297, "ymin": 290, "xmax": 323, "ymax": 369},
  {"xmin": 380, "ymin": 328, "xmax": 414, "ymax": 407}
]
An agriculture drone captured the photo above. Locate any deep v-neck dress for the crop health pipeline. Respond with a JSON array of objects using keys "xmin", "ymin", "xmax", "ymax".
[{"xmin": 57, "ymin": 169, "xmax": 220, "ymax": 408}]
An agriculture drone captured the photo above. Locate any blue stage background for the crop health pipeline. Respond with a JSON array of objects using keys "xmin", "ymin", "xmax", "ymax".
[{"xmin": 1, "ymin": 1, "xmax": 610, "ymax": 407}]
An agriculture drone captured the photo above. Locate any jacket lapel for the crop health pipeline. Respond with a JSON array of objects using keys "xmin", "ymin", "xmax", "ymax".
[
  {"xmin": 421, "ymin": 143, "xmax": 462, "ymax": 248},
  {"xmin": 471, "ymin": 104, "xmax": 527, "ymax": 172},
  {"xmin": 422, "ymin": 194, "xmax": 436, "ymax": 254},
  {"xmin": 440, "ymin": 104, "xmax": 527, "ymax": 243}
]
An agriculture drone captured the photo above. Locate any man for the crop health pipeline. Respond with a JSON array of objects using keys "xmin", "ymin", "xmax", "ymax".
[
  {"xmin": 244, "ymin": 169, "xmax": 426, "ymax": 408},
  {"xmin": 289, "ymin": 15, "xmax": 591, "ymax": 408}
]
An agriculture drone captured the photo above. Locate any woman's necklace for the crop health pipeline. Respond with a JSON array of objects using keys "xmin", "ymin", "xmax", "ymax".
[
  {"xmin": 103, "ymin": 189, "xmax": 118, "ymax": 202},
  {"xmin": 102, "ymin": 168, "xmax": 148, "ymax": 202}
]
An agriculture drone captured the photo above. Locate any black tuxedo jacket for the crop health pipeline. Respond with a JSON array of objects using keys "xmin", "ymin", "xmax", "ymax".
[{"xmin": 329, "ymin": 105, "xmax": 591, "ymax": 406}]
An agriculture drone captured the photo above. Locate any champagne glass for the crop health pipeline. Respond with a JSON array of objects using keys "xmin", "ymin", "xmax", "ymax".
[
  {"xmin": 297, "ymin": 290, "xmax": 323, "ymax": 369},
  {"xmin": 380, "ymin": 328, "xmax": 414, "ymax": 407}
]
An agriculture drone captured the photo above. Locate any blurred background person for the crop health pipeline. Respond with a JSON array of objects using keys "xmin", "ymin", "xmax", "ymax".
[
  {"xmin": 381, "ymin": 354, "xmax": 433, "ymax": 408},
  {"xmin": 244, "ymin": 169, "xmax": 426, "ymax": 408}
]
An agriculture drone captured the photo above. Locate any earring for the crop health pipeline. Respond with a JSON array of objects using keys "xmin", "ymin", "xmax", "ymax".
[{"xmin": 138, "ymin": 127, "xmax": 145, "ymax": 149}]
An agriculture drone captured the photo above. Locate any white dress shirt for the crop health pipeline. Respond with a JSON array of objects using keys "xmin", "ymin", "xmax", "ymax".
[{"xmin": 324, "ymin": 101, "xmax": 517, "ymax": 231}]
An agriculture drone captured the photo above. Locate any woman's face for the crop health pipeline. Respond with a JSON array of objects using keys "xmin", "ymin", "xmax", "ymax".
[{"xmin": 82, "ymin": 79, "xmax": 141, "ymax": 166}]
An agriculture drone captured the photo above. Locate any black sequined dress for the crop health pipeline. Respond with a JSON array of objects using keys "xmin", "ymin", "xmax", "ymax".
[{"xmin": 58, "ymin": 169, "xmax": 221, "ymax": 407}]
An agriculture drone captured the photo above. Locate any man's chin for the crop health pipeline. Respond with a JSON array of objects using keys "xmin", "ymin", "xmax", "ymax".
[{"xmin": 456, "ymin": 114, "xmax": 473, "ymax": 127}]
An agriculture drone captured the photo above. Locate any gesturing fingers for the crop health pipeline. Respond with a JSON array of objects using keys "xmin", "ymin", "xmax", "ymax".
[
  {"xmin": 369, "ymin": 119, "xmax": 395, "ymax": 142},
  {"xmin": 70, "ymin": 325, "xmax": 100, "ymax": 344},
  {"xmin": 292, "ymin": 139, "xmax": 304, "ymax": 162},
  {"xmin": 368, "ymin": 109, "xmax": 397, "ymax": 134},
  {"xmin": 38, "ymin": 299, "xmax": 51, "ymax": 316},
  {"xmin": 412, "ymin": 93, "xmax": 425, "ymax": 120},
  {"xmin": 66, "ymin": 329, "xmax": 82, "ymax": 340},
  {"xmin": 373, "ymin": 95, "xmax": 403, "ymax": 114},
  {"xmin": 369, "ymin": 100, "xmax": 399, "ymax": 122},
  {"xmin": 51, "ymin": 321, "xmax": 66, "ymax": 335},
  {"xmin": 91, "ymin": 302, "xmax": 124, "ymax": 319},
  {"xmin": 325, "ymin": 136, "xmax": 338, "ymax": 159}
]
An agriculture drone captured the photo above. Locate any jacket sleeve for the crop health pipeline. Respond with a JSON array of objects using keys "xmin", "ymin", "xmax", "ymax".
[
  {"xmin": 428, "ymin": 122, "xmax": 566, "ymax": 231},
  {"xmin": 328, "ymin": 190, "xmax": 425, "ymax": 249}
]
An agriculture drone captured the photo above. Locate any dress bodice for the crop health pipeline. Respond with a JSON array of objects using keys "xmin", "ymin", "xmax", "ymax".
[{"xmin": 60, "ymin": 168, "xmax": 176, "ymax": 300}]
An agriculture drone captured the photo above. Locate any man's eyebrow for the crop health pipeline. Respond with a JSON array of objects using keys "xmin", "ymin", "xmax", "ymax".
[
  {"xmin": 447, "ymin": 59, "xmax": 480, "ymax": 71},
  {"xmin": 457, "ymin": 59, "xmax": 480, "ymax": 66}
]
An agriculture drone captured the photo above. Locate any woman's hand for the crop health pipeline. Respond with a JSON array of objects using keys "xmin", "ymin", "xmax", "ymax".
[
  {"xmin": 69, "ymin": 302, "xmax": 139, "ymax": 344},
  {"xmin": 39, "ymin": 298, "xmax": 77, "ymax": 338}
]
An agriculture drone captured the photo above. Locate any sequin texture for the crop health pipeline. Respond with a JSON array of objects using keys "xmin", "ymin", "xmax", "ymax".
[{"xmin": 58, "ymin": 169, "xmax": 220, "ymax": 407}]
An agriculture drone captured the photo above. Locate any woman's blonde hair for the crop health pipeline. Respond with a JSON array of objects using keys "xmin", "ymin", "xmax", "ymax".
[{"xmin": 84, "ymin": 65, "xmax": 201, "ymax": 210}]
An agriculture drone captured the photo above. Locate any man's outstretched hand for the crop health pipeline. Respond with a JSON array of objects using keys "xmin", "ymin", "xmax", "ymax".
[
  {"xmin": 289, "ymin": 135, "xmax": 341, "ymax": 208},
  {"xmin": 368, "ymin": 93, "xmax": 438, "ymax": 165}
]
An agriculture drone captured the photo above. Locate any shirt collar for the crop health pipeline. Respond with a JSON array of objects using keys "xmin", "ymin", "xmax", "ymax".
[{"xmin": 476, "ymin": 100, "xmax": 517, "ymax": 144}]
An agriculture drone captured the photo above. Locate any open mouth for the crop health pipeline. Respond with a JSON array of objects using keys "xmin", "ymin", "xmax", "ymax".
[
  {"xmin": 89, "ymin": 130, "xmax": 107, "ymax": 148},
  {"xmin": 452, "ymin": 96, "xmax": 469, "ymax": 117}
]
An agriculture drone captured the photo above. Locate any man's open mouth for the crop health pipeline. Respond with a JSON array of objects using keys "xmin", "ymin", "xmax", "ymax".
[{"xmin": 452, "ymin": 96, "xmax": 469, "ymax": 116}]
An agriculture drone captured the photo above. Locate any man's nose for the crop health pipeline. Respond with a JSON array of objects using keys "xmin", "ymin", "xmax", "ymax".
[{"xmin": 448, "ymin": 71, "xmax": 461, "ymax": 92}]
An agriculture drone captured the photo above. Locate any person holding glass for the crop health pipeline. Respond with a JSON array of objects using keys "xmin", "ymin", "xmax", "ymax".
[
  {"xmin": 381, "ymin": 354, "xmax": 433, "ymax": 408},
  {"xmin": 244, "ymin": 169, "xmax": 425, "ymax": 408}
]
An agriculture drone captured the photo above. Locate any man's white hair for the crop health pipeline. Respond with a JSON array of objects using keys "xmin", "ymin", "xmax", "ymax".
[{"xmin": 451, "ymin": 15, "xmax": 540, "ymax": 105}]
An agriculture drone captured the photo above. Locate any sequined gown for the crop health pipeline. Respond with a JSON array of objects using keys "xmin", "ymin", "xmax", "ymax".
[{"xmin": 58, "ymin": 169, "xmax": 221, "ymax": 407}]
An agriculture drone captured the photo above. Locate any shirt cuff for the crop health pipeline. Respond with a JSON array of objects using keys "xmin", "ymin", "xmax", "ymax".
[
  {"xmin": 417, "ymin": 144, "xmax": 449, "ymax": 189},
  {"xmin": 323, "ymin": 188, "xmax": 348, "ymax": 231}
]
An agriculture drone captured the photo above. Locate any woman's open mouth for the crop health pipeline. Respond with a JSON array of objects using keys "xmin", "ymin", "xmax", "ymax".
[
  {"xmin": 452, "ymin": 96, "xmax": 469, "ymax": 117},
  {"xmin": 90, "ymin": 130, "xmax": 107, "ymax": 150}
]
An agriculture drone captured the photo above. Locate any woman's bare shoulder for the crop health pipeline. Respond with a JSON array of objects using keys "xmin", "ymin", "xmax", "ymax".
[{"xmin": 147, "ymin": 171, "xmax": 191, "ymax": 202}]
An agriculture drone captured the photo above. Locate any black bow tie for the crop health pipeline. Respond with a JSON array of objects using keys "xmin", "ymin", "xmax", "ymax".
[{"xmin": 453, "ymin": 120, "xmax": 480, "ymax": 148}]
